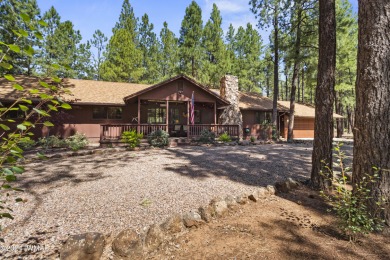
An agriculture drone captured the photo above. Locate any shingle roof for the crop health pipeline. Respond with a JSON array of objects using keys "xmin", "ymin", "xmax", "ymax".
[
  {"xmin": 209, "ymin": 89, "xmax": 288, "ymax": 111},
  {"xmin": 277, "ymin": 101, "xmax": 343, "ymax": 118},
  {"xmin": 0, "ymin": 76, "xmax": 151, "ymax": 105}
]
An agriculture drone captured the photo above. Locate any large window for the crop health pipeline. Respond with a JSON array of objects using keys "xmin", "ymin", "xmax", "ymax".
[
  {"xmin": 255, "ymin": 111, "xmax": 272, "ymax": 124},
  {"xmin": 93, "ymin": 106, "xmax": 122, "ymax": 119},
  {"xmin": 147, "ymin": 108, "xmax": 166, "ymax": 124}
]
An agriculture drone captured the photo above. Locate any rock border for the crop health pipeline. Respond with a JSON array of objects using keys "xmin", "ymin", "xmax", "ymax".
[{"xmin": 60, "ymin": 178, "xmax": 301, "ymax": 259}]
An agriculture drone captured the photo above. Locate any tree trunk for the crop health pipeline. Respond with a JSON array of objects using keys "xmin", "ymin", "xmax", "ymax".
[
  {"xmin": 301, "ymin": 67, "xmax": 305, "ymax": 103},
  {"xmin": 288, "ymin": 2, "xmax": 302, "ymax": 142},
  {"xmin": 285, "ymin": 73, "xmax": 288, "ymax": 101},
  {"xmin": 310, "ymin": 0, "xmax": 336, "ymax": 190},
  {"xmin": 335, "ymin": 91, "xmax": 344, "ymax": 138},
  {"xmin": 353, "ymin": 0, "xmax": 390, "ymax": 227},
  {"xmin": 346, "ymin": 105, "xmax": 353, "ymax": 134},
  {"xmin": 272, "ymin": 9, "xmax": 279, "ymax": 134},
  {"xmin": 266, "ymin": 74, "xmax": 270, "ymax": 97}
]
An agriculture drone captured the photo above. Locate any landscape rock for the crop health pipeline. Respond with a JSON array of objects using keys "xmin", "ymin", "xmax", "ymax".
[
  {"xmin": 112, "ymin": 229, "xmax": 143, "ymax": 258},
  {"xmin": 224, "ymin": 195, "xmax": 238, "ymax": 208},
  {"xmin": 266, "ymin": 185, "xmax": 276, "ymax": 195},
  {"xmin": 144, "ymin": 224, "xmax": 164, "ymax": 252},
  {"xmin": 60, "ymin": 232, "xmax": 105, "ymax": 260},
  {"xmin": 275, "ymin": 178, "xmax": 301, "ymax": 193},
  {"xmin": 198, "ymin": 205, "xmax": 214, "ymax": 223},
  {"xmin": 236, "ymin": 195, "xmax": 249, "ymax": 205},
  {"xmin": 183, "ymin": 210, "xmax": 204, "ymax": 228},
  {"xmin": 248, "ymin": 187, "xmax": 268, "ymax": 202},
  {"xmin": 239, "ymin": 140, "xmax": 251, "ymax": 146},
  {"xmin": 160, "ymin": 214, "xmax": 184, "ymax": 234},
  {"xmin": 210, "ymin": 198, "xmax": 228, "ymax": 217}
]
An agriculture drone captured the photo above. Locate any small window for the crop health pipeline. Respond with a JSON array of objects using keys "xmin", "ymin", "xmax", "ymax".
[
  {"xmin": 4, "ymin": 109, "xmax": 25, "ymax": 119},
  {"xmin": 93, "ymin": 107, "xmax": 122, "ymax": 119},
  {"xmin": 255, "ymin": 111, "xmax": 272, "ymax": 124}
]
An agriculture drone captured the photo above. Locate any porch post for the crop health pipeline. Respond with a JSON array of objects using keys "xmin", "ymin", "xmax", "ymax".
[
  {"xmin": 137, "ymin": 96, "xmax": 141, "ymax": 134},
  {"xmin": 187, "ymin": 101, "xmax": 190, "ymax": 138},
  {"xmin": 166, "ymin": 100, "xmax": 169, "ymax": 133},
  {"xmin": 214, "ymin": 101, "xmax": 217, "ymax": 124}
]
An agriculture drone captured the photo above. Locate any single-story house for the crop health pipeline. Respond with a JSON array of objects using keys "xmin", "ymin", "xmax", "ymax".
[{"xmin": 0, "ymin": 74, "xmax": 341, "ymax": 143}]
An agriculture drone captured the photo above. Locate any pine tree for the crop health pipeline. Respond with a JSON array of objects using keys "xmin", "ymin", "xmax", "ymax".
[
  {"xmin": 311, "ymin": 0, "xmax": 336, "ymax": 190},
  {"xmin": 225, "ymin": 24, "xmax": 236, "ymax": 76},
  {"xmin": 37, "ymin": 6, "xmax": 61, "ymax": 75},
  {"xmin": 91, "ymin": 30, "xmax": 108, "ymax": 80},
  {"xmin": 138, "ymin": 14, "xmax": 160, "ymax": 83},
  {"xmin": 0, "ymin": 0, "xmax": 41, "ymax": 75},
  {"xmin": 335, "ymin": 0, "xmax": 357, "ymax": 137},
  {"xmin": 233, "ymin": 24, "xmax": 263, "ymax": 92},
  {"xmin": 159, "ymin": 22, "xmax": 179, "ymax": 79},
  {"xmin": 202, "ymin": 3, "xmax": 227, "ymax": 87},
  {"xmin": 100, "ymin": 0, "xmax": 142, "ymax": 82},
  {"xmin": 250, "ymin": 0, "xmax": 289, "ymax": 130},
  {"xmin": 179, "ymin": 1, "xmax": 204, "ymax": 79}
]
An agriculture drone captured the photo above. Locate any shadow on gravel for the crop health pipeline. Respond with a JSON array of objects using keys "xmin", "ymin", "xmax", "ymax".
[{"xmin": 164, "ymin": 144, "xmax": 314, "ymax": 187}]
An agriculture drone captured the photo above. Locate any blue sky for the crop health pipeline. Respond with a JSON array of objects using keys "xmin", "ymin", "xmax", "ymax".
[{"xmin": 36, "ymin": 0, "xmax": 358, "ymax": 46}]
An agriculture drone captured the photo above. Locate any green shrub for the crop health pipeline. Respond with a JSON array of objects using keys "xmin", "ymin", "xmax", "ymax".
[
  {"xmin": 121, "ymin": 130, "xmax": 143, "ymax": 149},
  {"xmin": 38, "ymin": 135, "xmax": 66, "ymax": 149},
  {"xmin": 250, "ymin": 136, "xmax": 256, "ymax": 143},
  {"xmin": 17, "ymin": 137, "xmax": 36, "ymax": 150},
  {"xmin": 198, "ymin": 129, "xmax": 215, "ymax": 143},
  {"xmin": 65, "ymin": 133, "xmax": 89, "ymax": 151},
  {"xmin": 218, "ymin": 132, "xmax": 232, "ymax": 142},
  {"xmin": 320, "ymin": 143, "xmax": 385, "ymax": 241},
  {"xmin": 147, "ymin": 129, "xmax": 169, "ymax": 147}
]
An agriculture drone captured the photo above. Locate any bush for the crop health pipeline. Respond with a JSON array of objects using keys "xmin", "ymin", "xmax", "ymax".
[
  {"xmin": 218, "ymin": 132, "xmax": 232, "ymax": 142},
  {"xmin": 198, "ymin": 129, "xmax": 215, "ymax": 143},
  {"xmin": 320, "ymin": 143, "xmax": 385, "ymax": 241},
  {"xmin": 250, "ymin": 136, "xmax": 256, "ymax": 143},
  {"xmin": 65, "ymin": 133, "xmax": 89, "ymax": 151},
  {"xmin": 148, "ymin": 129, "xmax": 169, "ymax": 147},
  {"xmin": 121, "ymin": 130, "xmax": 143, "ymax": 149},
  {"xmin": 17, "ymin": 137, "xmax": 36, "ymax": 150},
  {"xmin": 38, "ymin": 135, "xmax": 66, "ymax": 149}
]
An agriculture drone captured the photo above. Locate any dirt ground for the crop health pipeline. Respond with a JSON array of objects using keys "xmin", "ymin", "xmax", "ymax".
[{"xmin": 150, "ymin": 185, "xmax": 390, "ymax": 260}]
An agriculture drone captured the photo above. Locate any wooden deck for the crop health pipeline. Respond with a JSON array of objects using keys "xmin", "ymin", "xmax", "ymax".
[{"xmin": 100, "ymin": 124, "xmax": 239, "ymax": 143}]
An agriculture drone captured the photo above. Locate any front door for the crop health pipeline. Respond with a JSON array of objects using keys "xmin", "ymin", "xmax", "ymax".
[{"xmin": 168, "ymin": 102, "xmax": 187, "ymax": 137}]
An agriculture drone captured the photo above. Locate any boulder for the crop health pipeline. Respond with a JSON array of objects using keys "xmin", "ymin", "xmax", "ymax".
[
  {"xmin": 60, "ymin": 232, "xmax": 105, "ymax": 260},
  {"xmin": 183, "ymin": 210, "xmax": 204, "ymax": 228},
  {"xmin": 210, "ymin": 199, "xmax": 228, "ymax": 217},
  {"xmin": 266, "ymin": 185, "xmax": 276, "ymax": 195},
  {"xmin": 224, "ymin": 195, "xmax": 238, "ymax": 208},
  {"xmin": 239, "ymin": 140, "xmax": 251, "ymax": 146},
  {"xmin": 235, "ymin": 195, "xmax": 249, "ymax": 205},
  {"xmin": 112, "ymin": 229, "xmax": 143, "ymax": 258},
  {"xmin": 198, "ymin": 205, "xmax": 213, "ymax": 223},
  {"xmin": 144, "ymin": 224, "xmax": 164, "ymax": 252},
  {"xmin": 248, "ymin": 188, "xmax": 268, "ymax": 202},
  {"xmin": 275, "ymin": 178, "xmax": 301, "ymax": 193},
  {"xmin": 160, "ymin": 214, "xmax": 184, "ymax": 234}
]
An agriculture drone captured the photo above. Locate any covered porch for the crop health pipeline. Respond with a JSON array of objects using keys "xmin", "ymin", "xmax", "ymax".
[{"xmin": 100, "ymin": 75, "xmax": 239, "ymax": 143}]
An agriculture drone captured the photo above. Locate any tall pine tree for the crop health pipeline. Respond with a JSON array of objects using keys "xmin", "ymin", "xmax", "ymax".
[
  {"xmin": 159, "ymin": 22, "xmax": 179, "ymax": 79},
  {"xmin": 179, "ymin": 1, "xmax": 204, "ymax": 79},
  {"xmin": 100, "ymin": 0, "xmax": 142, "ymax": 82},
  {"xmin": 202, "ymin": 4, "xmax": 227, "ymax": 87}
]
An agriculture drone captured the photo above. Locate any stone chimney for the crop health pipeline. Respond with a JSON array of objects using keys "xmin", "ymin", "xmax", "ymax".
[{"xmin": 219, "ymin": 75, "xmax": 243, "ymax": 139}]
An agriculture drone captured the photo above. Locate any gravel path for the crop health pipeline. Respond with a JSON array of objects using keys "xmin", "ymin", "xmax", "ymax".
[{"xmin": 0, "ymin": 143, "xmax": 352, "ymax": 259}]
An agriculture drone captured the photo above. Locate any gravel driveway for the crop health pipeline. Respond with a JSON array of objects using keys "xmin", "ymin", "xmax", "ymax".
[{"xmin": 0, "ymin": 143, "xmax": 352, "ymax": 259}]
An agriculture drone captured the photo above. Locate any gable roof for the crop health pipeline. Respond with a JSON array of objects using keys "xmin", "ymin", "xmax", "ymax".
[
  {"xmin": 0, "ymin": 76, "xmax": 151, "ymax": 105},
  {"xmin": 123, "ymin": 74, "xmax": 229, "ymax": 105},
  {"xmin": 277, "ymin": 101, "xmax": 343, "ymax": 118}
]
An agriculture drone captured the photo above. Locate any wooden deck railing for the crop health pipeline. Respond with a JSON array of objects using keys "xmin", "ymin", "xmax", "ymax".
[
  {"xmin": 100, "ymin": 124, "xmax": 239, "ymax": 142},
  {"xmin": 100, "ymin": 124, "xmax": 168, "ymax": 141},
  {"xmin": 187, "ymin": 124, "xmax": 239, "ymax": 138}
]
